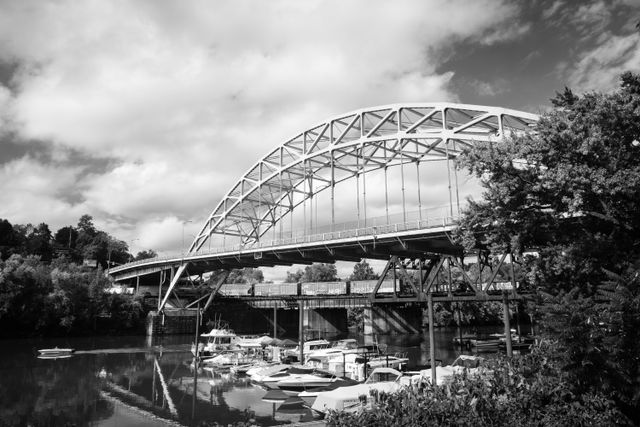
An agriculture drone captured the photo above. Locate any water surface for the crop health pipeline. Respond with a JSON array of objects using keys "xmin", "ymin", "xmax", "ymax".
[{"xmin": 0, "ymin": 326, "xmax": 524, "ymax": 426}]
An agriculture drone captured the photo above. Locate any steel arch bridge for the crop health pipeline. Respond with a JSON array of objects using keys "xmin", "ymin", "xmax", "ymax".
[{"xmin": 108, "ymin": 102, "xmax": 538, "ymax": 310}]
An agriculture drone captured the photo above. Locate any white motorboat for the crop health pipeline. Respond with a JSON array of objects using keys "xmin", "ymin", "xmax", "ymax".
[
  {"xmin": 38, "ymin": 347, "xmax": 75, "ymax": 356},
  {"xmin": 344, "ymin": 353, "xmax": 409, "ymax": 381},
  {"xmin": 306, "ymin": 343, "xmax": 385, "ymax": 376},
  {"xmin": 311, "ymin": 367, "xmax": 404, "ymax": 414},
  {"xmin": 248, "ymin": 363, "xmax": 292, "ymax": 382},
  {"xmin": 304, "ymin": 339, "xmax": 358, "ymax": 362},
  {"xmin": 236, "ymin": 334, "xmax": 272, "ymax": 349},
  {"xmin": 297, "ymin": 378, "xmax": 360, "ymax": 406},
  {"xmin": 275, "ymin": 370, "xmax": 345, "ymax": 393},
  {"xmin": 192, "ymin": 323, "xmax": 240, "ymax": 358},
  {"xmin": 255, "ymin": 366, "xmax": 316, "ymax": 389},
  {"xmin": 284, "ymin": 339, "xmax": 331, "ymax": 362},
  {"xmin": 200, "ymin": 350, "xmax": 258, "ymax": 367}
]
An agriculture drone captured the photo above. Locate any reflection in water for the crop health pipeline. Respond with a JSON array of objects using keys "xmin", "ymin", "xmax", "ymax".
[{"xmin": 0, "ymin": 327, "xmax": 532, "ymax": 426}]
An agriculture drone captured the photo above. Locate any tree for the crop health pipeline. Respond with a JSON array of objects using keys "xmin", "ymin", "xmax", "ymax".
[
  {"xmin": 224, "ymin": 268, "xmax": 264, "ymax": 284},
  {"xmin": 134, "ymin": 249, "xmax": 157, "ymax": 261},
  {"xmin": 456, "ymin": 72, "xmax": 640, "ymax": 423},
  {"xmin": 0, "ymin": 219, "xmax": 19, "ymax": 260},
  {"xmin": 348, "ymin": 260, "xmax": 379, "ymax": 281},
  {"xmin": 26, "ymin": 223, "xmax": 53, "ymax": 262},
  {"xmin": 285, "ymin": 269, "xmax": 304, "ymax": 283},
  {"xmin": 302, "ymin": 263, "xmax": 338, "ymax": 282},
  {"xmin": 54, "ymin": 226, "xmax": 78, "ymax": 250},
  {"xmin": 77, "ymin": 214, "xmax": 96, "ymax": 236}
]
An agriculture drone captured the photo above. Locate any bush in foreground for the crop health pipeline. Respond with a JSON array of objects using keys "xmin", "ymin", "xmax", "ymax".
[{"xmin": 327, "ymin": 345, "xmax": 628, "ymax": 426}]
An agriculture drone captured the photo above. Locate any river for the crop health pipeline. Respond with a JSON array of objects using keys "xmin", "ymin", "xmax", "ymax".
[{"xmin": 0, "ymin": 325, "xmax": 529, "ymax": 426}]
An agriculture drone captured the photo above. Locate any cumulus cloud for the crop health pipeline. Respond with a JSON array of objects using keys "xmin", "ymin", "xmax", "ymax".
[
  {"xmin": 0, "ymin": 156, "xmax": 87, "ymax": 227},
  {"xmin": 0, "ymin": 0, "xmax": 529, "ymax": 265},
  {"xmin": 567, "ymin": 32, "xmax": 640, "ymax": 92}
]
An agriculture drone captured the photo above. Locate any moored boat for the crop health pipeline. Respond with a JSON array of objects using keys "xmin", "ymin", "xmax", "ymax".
[
  {"xmin": 469, "ymin": 335, "xmax": 502, "ymax": 350},
  {"xmin": 311, "ymin": 367, "xmax": 404, "ymax": 415},
  {"xmin": 192, "ymin": 320, "xmax": 240, "ymax": 358},
  {"xmin": 344, "ymin": 352, "xmax": 409, "ymax": 381},
  {"xmin": 283, "ymin": 339, "xmax": 331, "ymax": 362},
  {"xmin": 38, "ymin": 347, "xmax": 75, "ymax": 356},
  {"xmin": 255, "ymin": 366, "xmax": 316, "ymax": 389},
  {"xmin": 297, "ymin": 377, "xmax": 359, "ymax": 406},
  {"xmin": 275, "ymin": 369, "xmax": 345, "ymax": 393},
  {"xmin": 248, "ymin": 363, "xmax": 292, "ymax": 383}
]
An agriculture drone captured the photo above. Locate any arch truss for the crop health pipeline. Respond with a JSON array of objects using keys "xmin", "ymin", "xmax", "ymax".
[{"xmin": 189, "ymin": 103, "xmax": 538, "ymax": 254}]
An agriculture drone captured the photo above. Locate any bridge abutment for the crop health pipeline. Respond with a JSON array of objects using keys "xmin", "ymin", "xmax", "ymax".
[
  {"xmin": 363, "ymin": 305, "xmax": 422, "ymax": 335},
  {"xmin": 302, "ymin": 307, "xmax": 348, "ymax": 340},
  {"xmin": 146, "ymin": 309, "xmax": 197, "ymax": 336}
]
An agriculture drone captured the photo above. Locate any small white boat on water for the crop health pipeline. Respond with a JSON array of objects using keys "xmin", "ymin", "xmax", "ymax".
[
  {"xmin": 38, "ymin": 347, "xmax": 75, "ymax": 356},
  {"xmin": 311, "ymin": 367, "xmax": 404, "ymax": 415}
]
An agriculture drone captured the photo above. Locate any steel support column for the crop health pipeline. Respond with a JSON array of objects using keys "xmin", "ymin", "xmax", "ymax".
[
  {"xmin": 298, "ymin": 299, "xmax": 305, "ymax": 363},
  {"xmin": 503, "ymin": 293, "xmax": 513, "ymax": 357},
  {"xmin": 428, "ymin": 293, "xmax": 437, "ymax": 385}
]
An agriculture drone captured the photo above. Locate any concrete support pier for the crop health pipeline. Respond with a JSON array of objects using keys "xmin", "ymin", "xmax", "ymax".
[
  {"xmin": 301, "ymin": 308, "xmax": 348, "ymax": 340},
  {"xmin": 146, "ymin": 309, "xmax": 197, "ymax": 336},
  {"xmin": 363, "ymin": 305, "xmax": 422, "ymax": 335}
]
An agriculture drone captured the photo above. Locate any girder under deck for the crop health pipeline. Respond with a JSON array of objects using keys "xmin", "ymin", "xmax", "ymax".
[
  {"xmin": 223, "ymin": 292, "xmax": 529, "ymax": 309},
  {"xmin": 110, "ymin": 224, "xmax": 460, "ymax": 281}
]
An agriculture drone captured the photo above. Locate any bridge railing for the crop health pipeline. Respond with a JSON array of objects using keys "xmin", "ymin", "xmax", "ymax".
[{"xmin": 109, "ymin": 214, "xmax": 459, "ymax": 273}]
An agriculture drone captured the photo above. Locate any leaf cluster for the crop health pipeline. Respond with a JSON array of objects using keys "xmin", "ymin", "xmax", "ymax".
[
  {"xmin": 327, "ymin": 346, "xmax": 627, "ymax": 426},
  {"xmin": 0, "ymin": 254, "xmax": 146, "ymax": 337},
  {"xmin": 455, "ymin": 73, "xmax": 640, "ymax": 422}
]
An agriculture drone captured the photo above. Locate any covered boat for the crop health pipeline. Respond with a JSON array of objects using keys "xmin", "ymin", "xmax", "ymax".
[{"xmin": 311, "ymin": 367, "xmax": 404, "ymax": 415}]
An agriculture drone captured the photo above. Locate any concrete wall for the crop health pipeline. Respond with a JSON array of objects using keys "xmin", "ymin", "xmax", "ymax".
[
  {"xmin": 146, "ymin": 309, "xmax": 197, "ymax": 336},
  {"xmin": 363, "ymin": 305, "xmax": 422, "ymax": 335},
  {"xmin": 145, "ymin": 303, "xmax": 349, "ymax": 339},
  {"xmin": 303, "ymin": 308, "xmax": 348, "ymax": 340}
]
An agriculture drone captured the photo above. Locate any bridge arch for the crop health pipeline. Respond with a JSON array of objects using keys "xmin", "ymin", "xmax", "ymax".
[{"xmin": 190, "ymin": 103, "xmax": 538, "ymax": 253}]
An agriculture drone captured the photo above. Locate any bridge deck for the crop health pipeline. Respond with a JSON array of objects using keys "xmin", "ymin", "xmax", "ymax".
[{"xmin": 110, "ymin": 220, "xmax": 460, "ymax": 281}]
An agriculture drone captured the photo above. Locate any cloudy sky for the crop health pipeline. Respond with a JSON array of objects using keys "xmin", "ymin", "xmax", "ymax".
[{"xmin": 1, "ymin": 0, "xmax": 639, "ymax": 279}]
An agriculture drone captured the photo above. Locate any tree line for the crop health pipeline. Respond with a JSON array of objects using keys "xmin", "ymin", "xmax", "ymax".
[
  {"xmin": 0, "ymin": 215, "xmax": 159, "ymax": 337},
  {"xmin": 0, "ymin": 214, "xmax": 157, "ymax": 268}
]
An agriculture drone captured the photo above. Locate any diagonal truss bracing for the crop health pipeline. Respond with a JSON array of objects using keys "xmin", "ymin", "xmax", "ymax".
[{"xmin": 190, "ymin": 103, "xmax": 538, "ymax": 253}]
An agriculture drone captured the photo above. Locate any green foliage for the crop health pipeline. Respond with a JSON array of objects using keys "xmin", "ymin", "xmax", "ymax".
[
  {"xmin": 328, "ymin": 346, "xmax": 627, "ymax": 426},
  {"xmin": 286, "ymin": 263, "xmax": 338, "ymax": 282},
  {"xmin": 456, "ymin": 73, "xmax": 640, "ymax": 422},
  {"xmin": 285, "ymin": 268, "xmax": 304, "ymax": 283},
  {"xmin": 0, "ymin": 214, "xmax": 142, "ymax": 268},
  {"xmin": 134, "ymin": 249, "xmax": 157, "ymax": 260},
  {"xmin": 224, "ymin": 267, "xmax": 264, "ymax": 284},
  {"xmin": 303, "ymin": 263, "xmax": 338, "ymax": 282},
  {"xmin": 349, "ymin": 260, "xmax": 379, "ymax": 281},
  {"xmin": 0, "ymin": 254, "xmax": 146, "ymax": 337}
]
